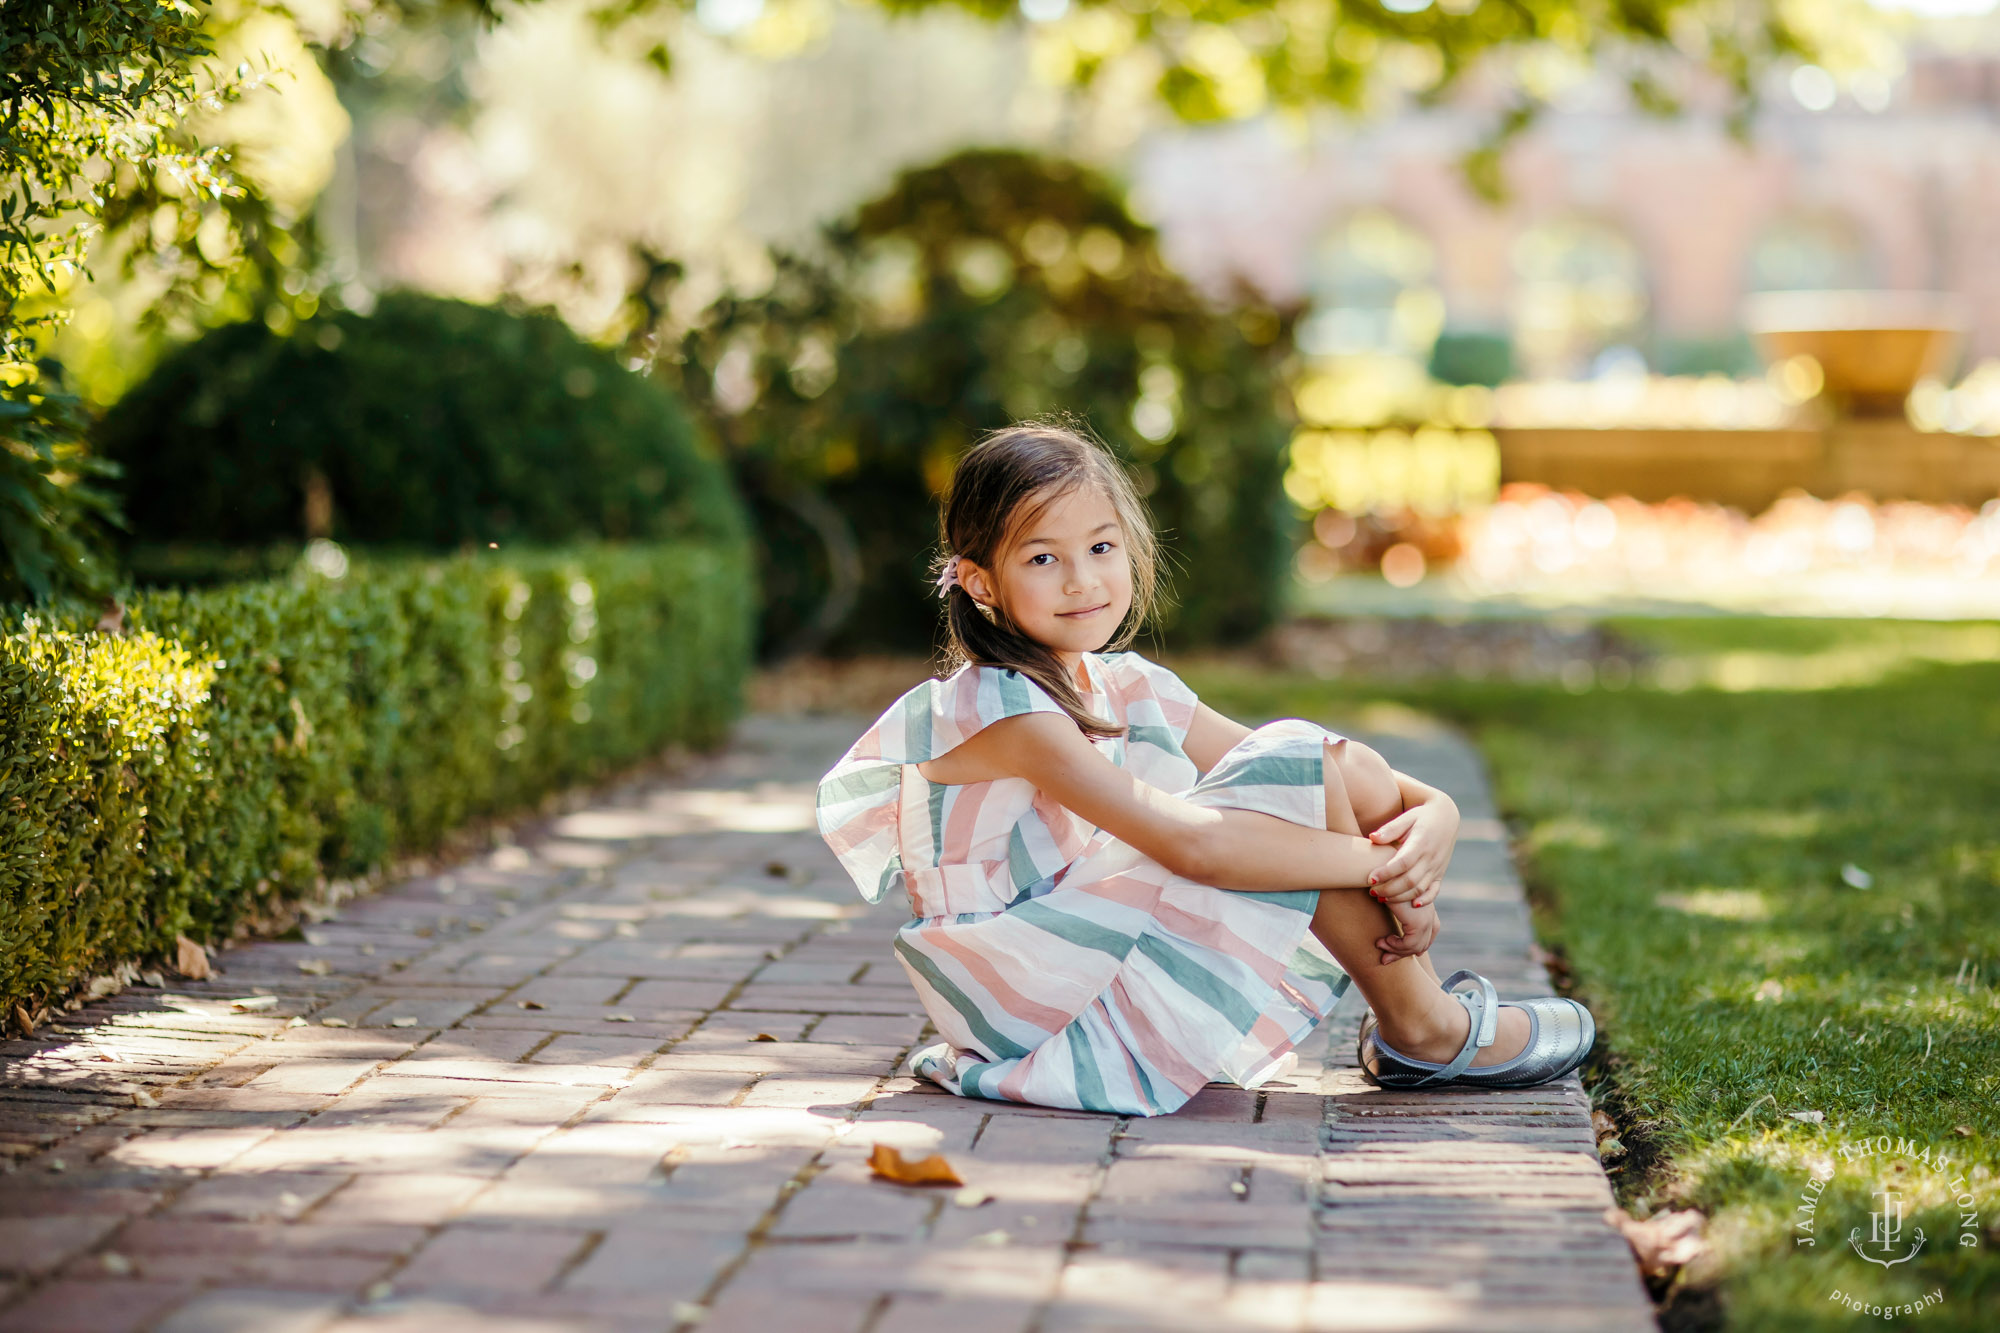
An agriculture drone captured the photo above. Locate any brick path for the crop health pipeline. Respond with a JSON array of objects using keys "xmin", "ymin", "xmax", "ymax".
[{"xmin": 0, "ymin": 710, "xmax": 1657, "ymax": 1332}]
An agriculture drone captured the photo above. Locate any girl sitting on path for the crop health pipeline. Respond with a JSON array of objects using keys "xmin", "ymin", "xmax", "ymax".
[{"xmin": 814, "ymin": 422, "xmax": 1594, "ymax": 1116}]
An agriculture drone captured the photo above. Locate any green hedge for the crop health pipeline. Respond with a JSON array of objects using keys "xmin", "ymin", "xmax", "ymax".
[{"xmin": 0, "ymin": 540, "xmax": 753, "ymax": 1016}]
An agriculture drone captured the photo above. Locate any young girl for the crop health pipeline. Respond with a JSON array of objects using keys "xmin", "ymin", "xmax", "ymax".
[{"xmin": 815, "ymin": 422, "xmax": 1594, "ymax": 1116}]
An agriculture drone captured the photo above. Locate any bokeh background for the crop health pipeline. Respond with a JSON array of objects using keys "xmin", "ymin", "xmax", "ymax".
[{"xmin": 5, "ymin": 3, "xmax": 2000, "ymax": 1330}]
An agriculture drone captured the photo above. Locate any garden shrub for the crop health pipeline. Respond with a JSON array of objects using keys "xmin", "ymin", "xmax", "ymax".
[
  {"xmin": 649, "ymin": 148, "xmax": 1300, "ymax": 657},
  {"xmin": 94, "ymin": 292, "xmax": 747, "ymax": 553},
  {"xmin": 0, "ymin": 540, "xmax": 753, "ymax": 1018}
]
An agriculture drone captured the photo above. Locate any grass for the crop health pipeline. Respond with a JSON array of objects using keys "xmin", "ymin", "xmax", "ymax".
[{"xmin": 1180, "ymin": 617, "xmax": 2000, "ymax": 1331}]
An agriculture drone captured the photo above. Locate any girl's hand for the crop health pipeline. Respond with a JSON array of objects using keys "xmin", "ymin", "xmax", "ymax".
[
  {"xmin": 1366, "ymin": 797, "xmax": 1459, "ymax": 909},
  {"xmin": 1376, "ymin": 898, "xmax": 1438, "ymax": 965}
]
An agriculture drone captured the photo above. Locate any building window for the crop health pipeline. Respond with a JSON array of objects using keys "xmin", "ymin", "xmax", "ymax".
[
  {"xmin": 1297, "ymin": 210, "xmax": 1444, "ymax": 360},
  {"xmin": 1510, "ymin": 218, "xmax": 1649, "ymax": 381},
  {"xmin": 1746, "ymin": 212, "xmax": 1878, "ymax": 293}
]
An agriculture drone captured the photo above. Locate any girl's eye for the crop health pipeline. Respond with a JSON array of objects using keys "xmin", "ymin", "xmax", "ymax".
[{"xmin": 1029, "ymin": 542, "xmax": 1116, "ymax": 565}]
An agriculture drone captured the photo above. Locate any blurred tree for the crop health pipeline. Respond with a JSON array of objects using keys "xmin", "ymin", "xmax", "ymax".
[
  {"xmin": 419, "ymin": 0, "xmax": 1836, "ymax": 197},
  {"xmin": 639, "ymin": 148, "xmax": 1298, "ymax": 660}
]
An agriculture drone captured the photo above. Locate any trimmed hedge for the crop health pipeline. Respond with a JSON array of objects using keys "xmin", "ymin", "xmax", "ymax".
[{"xmin": 0, "ymin": 541, "xmax": 753, "ymax": 1017}]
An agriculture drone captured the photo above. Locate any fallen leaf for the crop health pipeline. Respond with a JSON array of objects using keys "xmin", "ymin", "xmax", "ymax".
[
  {"xmin": 968, "ymin": 1229, "xmax": 1010, "ymax": 1247},
  {"xmin": 1954, "ymin": 1124, "xmax": 1974, "ymax": 1137},
  {"xmin": 297, "ymin": 959, "xmax": 332, "ymax": 976},
  {"xmin": 389, "ymin": 1017, "xmax": 418, "ymax": 1029},
  {"xmin": 10, "ymin": 1003, "xmax": 33, "ymax": 1039},
  {"xmin": 130, "ymin": 1090, "xmax": 158, "ymax": 1109},
  {"xmin": 952, "ymin": 1187, "xmax": 993, "ymax": 1208},
  {"xmin": 670, "ymin": 1301, "xmax": 707, "ymax": 1325},
  {"xmin": 46, "ymin": 1158, "xmax": 66, "ymax": 1173},
  {"xmin": 286, "ymin": 1017, "xmax": 308, "ymax": 1028},
  {"xmin": 320, "ymin": 1017, "xmax": 350, "ymax": 1028},
  {"xmin": 363, "ymin": 1281, "xmax": 393, "ymax": 1304},
  {"xmin": 1786, "ymin": 1110, "xmax": 1825, "ymax": 1124},
  {"xmin": 1597, "ymin": 1137, "xmax": 1627, "ymax": 1159},
  {"xmin": 517, "ymin": 999, "xmax": 546, "ymax": 1010},
  {"xmin": 175, "ymin": 935, "xmax": 210, "ymax": 980},
  {"xmin": 868, "ymin": 1142, "xmax": 964, "ymax": 1187},
  {"xmin": 100, "ymin": 1252, "xmax": 132, "ymax": 1275},
  {"xmin": 1590, "ymin": 1108, "xmax": 1619, "ymax": 1140},
  {"xmin": 603, "ymin": 1013, "xmax": 635, "ymax": 1023},
  {"xmin": 1604, "ymin": 1204, "xmax": 1707, "ymax": 1279},
  {"xmin": 750, "ymin": 1033, "xmax": 778, "ymax": 1043},
  {"xmin": 1228, "ymin": 1181, "xmax": 1248, "ymax": 1198},
  {"xmin": 230, "ymin": 996, "xmax": 278, "ymax": 1013}
]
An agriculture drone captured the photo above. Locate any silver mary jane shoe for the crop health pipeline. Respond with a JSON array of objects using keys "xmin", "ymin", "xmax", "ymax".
[{"xmin": 1357, "ymin": 969, "xmax": 1595, "ymax": 1091}]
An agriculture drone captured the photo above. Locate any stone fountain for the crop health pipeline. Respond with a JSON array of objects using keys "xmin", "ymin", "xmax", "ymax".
[{"xmin": 1493, "ymin": 290, "xmax": 2000, "ymax": 509}]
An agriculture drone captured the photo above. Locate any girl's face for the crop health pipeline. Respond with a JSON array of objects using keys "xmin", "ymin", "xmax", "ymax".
[{"xmin": 963, "ymin": 483, "xmax": 1133, "ymax": 663}]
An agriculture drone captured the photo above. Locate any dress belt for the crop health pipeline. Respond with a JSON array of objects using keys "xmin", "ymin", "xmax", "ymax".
[{"xmin": 899, "ymin": 859, "xmax": 1014, "ymax": 917}]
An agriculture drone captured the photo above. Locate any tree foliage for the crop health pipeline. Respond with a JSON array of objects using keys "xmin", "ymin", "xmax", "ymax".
[
  {"xmin": 0, "ymin": 1, "xmax": 323, "ymax": 602},
  {"xmin": 642, "ymin": 148, "xmax": 1300, "ymax": 659}
]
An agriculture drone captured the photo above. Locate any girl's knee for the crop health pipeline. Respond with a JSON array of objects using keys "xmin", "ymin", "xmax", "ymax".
[{"xmin": 1327, "ymin": 737, "xmax": 1403, "ymax": 833}]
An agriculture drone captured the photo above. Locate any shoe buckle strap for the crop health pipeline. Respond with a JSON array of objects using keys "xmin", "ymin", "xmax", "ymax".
[{"xmin": 1438, "ymin": 969, "xmax": 1499, "ymax": 1048}]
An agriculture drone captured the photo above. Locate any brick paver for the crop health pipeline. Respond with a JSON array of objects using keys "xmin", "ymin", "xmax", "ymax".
[{"xmin": 0, "ymin": 710, "xmax": 1656, "ymax": 1332}]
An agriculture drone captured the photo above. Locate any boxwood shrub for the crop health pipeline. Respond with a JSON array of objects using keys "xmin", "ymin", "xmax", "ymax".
[{"xmin": 0, "ymin": 540, "xmax": 753, "ymax": 1017}]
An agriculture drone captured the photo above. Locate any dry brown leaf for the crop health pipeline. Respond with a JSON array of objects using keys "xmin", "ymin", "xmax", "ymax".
[
  {"xmin": 1954, "ymin": 1124, "xmax": 1974, "ymax": 1137},
  {"xmin": 868, "ymin": 1142, "xmax": 964, "ymax": 1187},
  {"xmin": 10, "ymin": 1003, "xmax": 33, "ymax": 1039},
  {"xmin": 175, "ymin": 935, "xmax": 210, "ymax": 980},
  {"xmin": 517, "ymin": 999, "xmax": 546, "ymax": 1010},
  {"xmin": 1604, "ymin": 1204, "xmax": 1708, "ymax": 1279},
  {"xmin": 1590, "ymin": 1109, "xmax": 1618, "ymax": 1140},
  {"xmin": 751, "ymin": 1033, "xmax": 778, "ymax": 1043},
  {"xmin": 230, "ymin": 996, "xmax": 278, "ymax": 1013},
  {"xmin": 297, "ymin": 959, "xmax": 332, "ymax": 976}
]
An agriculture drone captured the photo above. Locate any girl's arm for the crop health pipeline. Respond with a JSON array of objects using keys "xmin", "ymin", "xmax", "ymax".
[
  {"xmin": 977, "ymin": 712, "xmax": 1394, "ymax": 892},
  {"xmin": 1187, "ymin": 700, "xmax": 1457, "ymax": 908},
  {"xmin": 1182, "ymin": 702, "xmax": 1253, "ymax": 777}
]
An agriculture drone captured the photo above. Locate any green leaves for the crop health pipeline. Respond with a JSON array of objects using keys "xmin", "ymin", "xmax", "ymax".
[{"xmin": 0, "ymin": 537, "xmax": 754, "ymax": 1020}]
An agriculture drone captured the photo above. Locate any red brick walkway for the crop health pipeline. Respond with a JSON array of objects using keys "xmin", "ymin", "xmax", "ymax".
[{"xmin": 0, "ymin": 712, "xmax": 1656, "ymax": 1332}]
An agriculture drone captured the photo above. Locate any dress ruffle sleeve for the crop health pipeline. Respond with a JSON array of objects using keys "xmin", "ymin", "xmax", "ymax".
[{"xmin": 815, "ymin": 665, "xmax": 1074, "ymax": 904}]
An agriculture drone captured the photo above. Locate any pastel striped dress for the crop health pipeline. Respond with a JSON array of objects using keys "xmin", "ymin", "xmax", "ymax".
[{"xmin": 814, "ymin": 650, "xmax": 1353, "ymax": 1116}]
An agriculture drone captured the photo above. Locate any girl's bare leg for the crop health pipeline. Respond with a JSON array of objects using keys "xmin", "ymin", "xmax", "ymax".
[
  {"xmin": 1318, "ymin": 737, "xmax": 1530, "ymax": 1067},
  {"xmin": 1321, "ymin": 737, "xmax": 1439, "ymax": 985}
]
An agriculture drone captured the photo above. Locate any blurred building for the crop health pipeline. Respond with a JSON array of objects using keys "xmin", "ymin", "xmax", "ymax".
[{"xmin": 1133, "ymin": 43, "xmax": 2000, "ymax": 377}]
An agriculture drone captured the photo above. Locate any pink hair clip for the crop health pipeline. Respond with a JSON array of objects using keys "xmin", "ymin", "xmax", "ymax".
[{"xmin": 934, "ymin": 556, "xmax": 962, "ymax": 598}]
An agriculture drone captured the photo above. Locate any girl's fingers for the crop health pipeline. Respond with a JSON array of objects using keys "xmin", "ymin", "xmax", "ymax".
[
  {"xmin": 1369, "ymin": 810, "xmax": 1419, "ymax": 844},
  {"xmin": 1369, "ymin": 850, "xmax": 1414, "ymax": 884}
]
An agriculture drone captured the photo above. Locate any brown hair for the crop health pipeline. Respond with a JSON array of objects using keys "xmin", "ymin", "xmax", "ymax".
[{"xmin": 934, "ymin": 417, "xmax": 1169, "ymax": 739}]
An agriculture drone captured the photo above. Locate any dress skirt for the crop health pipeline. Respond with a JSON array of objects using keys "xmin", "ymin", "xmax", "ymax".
[{"xmin": 898, "ymin": 718, "xmax": 1354, "ymax": 1117}]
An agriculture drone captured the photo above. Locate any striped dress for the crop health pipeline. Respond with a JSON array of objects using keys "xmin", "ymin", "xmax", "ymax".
[{"xmin": 814, "ymin": 650, "xmax": 1353, "ymax": 1116}]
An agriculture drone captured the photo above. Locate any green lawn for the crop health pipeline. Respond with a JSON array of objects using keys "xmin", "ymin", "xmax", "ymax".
[{"xmin": 1183, "ymin": 618, "xmax": 2000, "ymax": 1331}]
